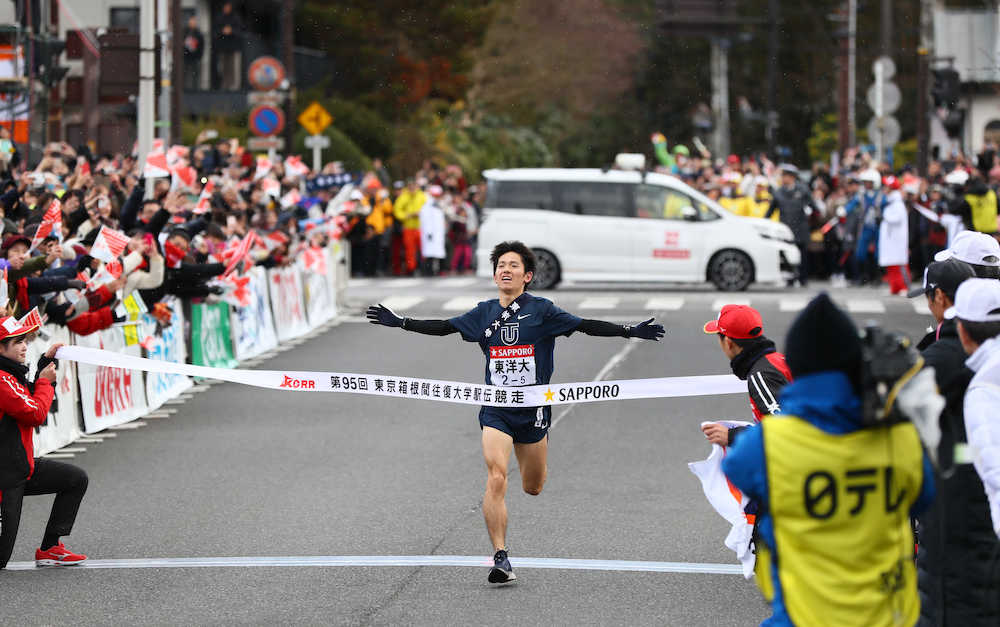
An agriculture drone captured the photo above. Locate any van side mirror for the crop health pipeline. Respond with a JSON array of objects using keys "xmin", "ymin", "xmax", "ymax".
[{"xmin": 681, "ymin": 206, "xmax": 699, "ymax": 221}]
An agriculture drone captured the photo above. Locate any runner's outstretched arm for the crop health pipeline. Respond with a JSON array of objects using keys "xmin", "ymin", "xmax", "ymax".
[
  {"xmin": 366, "ymin": 303, "xmax": 457, "ymax": 336},
  {"xmin": 575, "ymin": 318, "xmax": 665, "ymax": 340}
]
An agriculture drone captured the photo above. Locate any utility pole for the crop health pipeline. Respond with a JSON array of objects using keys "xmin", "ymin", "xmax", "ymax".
[
  {"xmin": 138, "ymin": 0, "xmax": 155, "ymax": 184},
  {"xmin": 282, "ymin": 0, "xmax": 295, "ymax": 157},
  {"xmin": 917, "ymin": 0, "xmax": 933, "ymax": 175},
  {"xmin": 766, "ymin": 0, "xmax": 779, "ymax": 153},
  {"xmin": 157, "ymin": 0, "xmax": 171, "ymax": 145},
  {"xmin": 837, "ymin": 2, "xmax": 849, "ymax": 152},
  {"xmin": 848, "ymin": 0, "xmax": 857, "ymax": 147},
  {"xmin": 170, "ymin": 0, "xmax": 182, "ymax": 145},
  {"xmin": 710, "ymin": 37, "xmax": 731, "ymax": 158},
  {"xmin": 881, "ymin": 0, "xmax": 892, "ymax": 57}
]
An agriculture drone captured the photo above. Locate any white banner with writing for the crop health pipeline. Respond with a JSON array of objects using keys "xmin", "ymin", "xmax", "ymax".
[
  {"xmin": 76, "ymin": 329, "xmax": 149, "ymax": 433},
  {"xmin": 267, "ymin": 266, "xmax": 310, "ymax": 342}
]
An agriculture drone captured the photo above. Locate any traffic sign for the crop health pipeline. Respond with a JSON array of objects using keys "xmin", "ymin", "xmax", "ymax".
[
  {"xmin": 247, "ymin": 136, "xmax": 286, "ymax": 151},
  {"xmin": 249, "ymin": 105, "xmax": 285, "ymax": 137},
  {"xmin": 866, "ymin": 82, "xmax": 901, "ymax": 115},
  {"xmin": 304, "ymin": 134, "xmax": 331, "ymax": 149},
  {"xmin": 247, "ymin": 91, "xmax": 287, "ymax": 106},
  {"xmin": 298, "ymin": 101, "xmax": 333, "ymax": 136},
  {"xmin": 873, "ymin": 56, "xmax": 896, "ymax": 80},
  {"xmin": 866, "ymin": 115, "xmax": 901, "ymax": 148},
  {"xmin": 247, "ymin": 56, "xmax": 286, "ymax": 92}
]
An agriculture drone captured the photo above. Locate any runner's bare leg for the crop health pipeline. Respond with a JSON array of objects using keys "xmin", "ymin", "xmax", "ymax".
[
  {"xmin": 482, "ymin": 426, "xmax": 513, "ymax": 551},
  {"xmin": 514, "ymin": 436, "xmax": 548, "ymax": 495}
]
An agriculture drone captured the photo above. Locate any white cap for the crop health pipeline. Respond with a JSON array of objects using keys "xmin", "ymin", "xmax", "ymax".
[
  {"xmin": 945, "ymin": 169, "xmax": 970, "ymax": 185},
  {"xmin": 945, "ymin": 277, "xmax": 1000, "ymax": 321},
  {"xmin": 859, "ymin": 169, "xmax": 881, "ymax": 185},
  {"xmin": 349, "ymin": 189, "xmax": 363, "ymax": 200},
  {"xmin": 934, "ymin": 231, "xmax": 1000, "ymax": 266}
]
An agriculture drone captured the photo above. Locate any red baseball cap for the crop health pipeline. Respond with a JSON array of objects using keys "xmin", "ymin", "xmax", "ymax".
[{"xmin": 703, "ymin": 304, "xmax": 764, "ymax": 339}]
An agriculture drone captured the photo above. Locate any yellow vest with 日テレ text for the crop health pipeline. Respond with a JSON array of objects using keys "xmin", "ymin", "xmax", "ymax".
[
  {"xmin": 759, "ymin": 416, "xmax": 923, "ymax": 627},
  {"xmin": 965, "ymin": 189, "xmax": 998, "ymax": 234}
]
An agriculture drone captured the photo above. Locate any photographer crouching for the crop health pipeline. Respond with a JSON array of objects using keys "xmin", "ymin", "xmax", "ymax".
[{"xmin": 723, "ymin": 294, "xmax": 936, "ymax": 626}]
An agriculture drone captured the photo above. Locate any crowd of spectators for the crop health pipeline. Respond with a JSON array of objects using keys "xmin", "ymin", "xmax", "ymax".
[{"xmin": 654, "ymin": 142, "xmax": 1000, "ymax": 291}]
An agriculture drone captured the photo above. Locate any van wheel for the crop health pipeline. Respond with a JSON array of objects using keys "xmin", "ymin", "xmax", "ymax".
[
  {"xmin": 709, "ymin": 250, "xmax": 754, "ymax": 291},
  {"xmin": 531, "ymin": 249, "xmax": 561, "ymax": 290}
]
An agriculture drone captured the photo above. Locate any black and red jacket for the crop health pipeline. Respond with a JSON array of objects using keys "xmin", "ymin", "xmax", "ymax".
[
  {"xmin": 0, "ymin": 354, "xmax": 55, "ymax": 489},
  {"xmin": 727, "ymin": 337, "xmax": 793, "ymax": 446}
]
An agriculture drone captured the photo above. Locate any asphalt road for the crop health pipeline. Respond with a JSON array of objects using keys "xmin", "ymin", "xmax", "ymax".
[{"xmin": 2, "ymin": 278, "xmax": 933, "ymax": 626}]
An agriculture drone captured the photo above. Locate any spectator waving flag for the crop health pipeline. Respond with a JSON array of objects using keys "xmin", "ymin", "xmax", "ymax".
[
  {"xmin": 17, "ymin": 306, "xmax": 42, "ymax": 330},
  {"xmin": 90, "ymin": 225, "xmax": 130, "ymax": 262},
  {"xmin": 261, "ymin": 177, "xmax": 281, "ymax": 198},
  {"xmin": 194, "ymin": 179, "xmax": 215, "ymax": 214},
  {"xmin": 166, "ymin": 144, "xmax": 189, "ymax": 166},
  {"xmin": 171, "ymin": 164, "xmax": 198, "ymax": 191},
  {"xmin": 280, "ymin": 188, "xmax": 301, "ymax": 209},
  {"xmin": 143, "ymin": 150, "xmax": 170, "ymax": 179},
  {"xmin": 216, "ymin": 273, "xmax": 252, "ymax": 307},
  {"xmin": 254, "ymin": 156, "xmax": 272, "ymax": 181},
  {"xmin": 222, "ymin": 230, "xmax": 260, "ymax": 276},
  {"xmin": 284, "ymin": 155, "xmax": 310, "ymax": 179},
  {"xmin": 29, "ymin": 199, "xmax": 62, "ymax": 251}
]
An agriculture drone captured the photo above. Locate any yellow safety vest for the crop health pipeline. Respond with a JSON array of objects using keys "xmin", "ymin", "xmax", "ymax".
[
  {"xmin": 965, "ymin": 190, "xmax": 998, "ymax": 234},
  {"xmin": 758, "ymin": 416, "xmax": 923, "ymax": 627}
]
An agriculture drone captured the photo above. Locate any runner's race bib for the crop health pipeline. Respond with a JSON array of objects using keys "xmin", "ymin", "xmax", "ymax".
[{"xmin": 489, "ymin": 344, "xmax": 536, "ymax": 387}]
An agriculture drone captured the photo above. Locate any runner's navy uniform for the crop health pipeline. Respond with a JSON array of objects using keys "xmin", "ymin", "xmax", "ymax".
[{"xmin": 449, "ymin": 293, "xmax": 580, "ymax": 443}]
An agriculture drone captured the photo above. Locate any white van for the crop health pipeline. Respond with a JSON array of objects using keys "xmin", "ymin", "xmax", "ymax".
[{"xmin": 475, "ymin": 168, "xmax": 801, "ymax": 291}]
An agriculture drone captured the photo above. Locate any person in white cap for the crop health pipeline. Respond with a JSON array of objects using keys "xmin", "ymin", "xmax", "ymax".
[
  {"xmin": 947, "ymin": 277, "xmax": 1000, "ymax": 541},
  {"xmin": 934, "ymin": 230, "xmax": 1000, "ymax": 279}
]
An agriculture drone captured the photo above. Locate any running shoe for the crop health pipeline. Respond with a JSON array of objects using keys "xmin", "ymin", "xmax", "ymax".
[
  {"xmin": 488, "ymin": 549, "xmax": 516, "ymax": 584},
  {"xmin": 35, "ymin": 543, "xmax": 87, "ymax": 567}
]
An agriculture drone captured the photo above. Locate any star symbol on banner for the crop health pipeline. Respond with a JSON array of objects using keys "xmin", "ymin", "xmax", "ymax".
[
  {"xmin": 544, "ymin": 388, "xmax": 554, "ymax": 402},
  {"xmin": 511, "ymin": 302, "xmax": 520, "ymax": 312}
]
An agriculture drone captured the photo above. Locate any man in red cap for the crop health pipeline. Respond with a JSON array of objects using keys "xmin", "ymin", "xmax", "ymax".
[
  {"xmin": 701, "ymin": 304, "xmax": 792, "ymax": 446},
  {"xmin": 0, "ymin": 316, "xmax": 89, "ymax": 569}
]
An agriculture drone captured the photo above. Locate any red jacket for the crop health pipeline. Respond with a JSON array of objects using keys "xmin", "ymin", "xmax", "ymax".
[
  {"xmin": 67, "ymin": 306, "xmax": 115, "ymax": 336},
  {"xmin": 0, "ymin": 358, "xmax": 54, "ymax": 488}
]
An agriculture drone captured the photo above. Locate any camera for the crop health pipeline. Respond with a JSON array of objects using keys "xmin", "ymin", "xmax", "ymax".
[{"xmin": 858, "ymin": 323, "xmax": 924, "ymax": 427}]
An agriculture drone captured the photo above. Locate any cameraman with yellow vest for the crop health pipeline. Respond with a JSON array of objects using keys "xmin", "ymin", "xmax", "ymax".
[{"xmin": 723, "ymin": 294, "xmax": 935, "ymax": 627}]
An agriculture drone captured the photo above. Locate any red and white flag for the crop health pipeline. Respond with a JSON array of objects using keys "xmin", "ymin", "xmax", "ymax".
[
  {"xmin": 30, "ymin": 199, "xmax": 62, "ymax": 251},
  {"xmin": 90, "ymin": 225, "xmax": 130, "ymax": 262},
  {"xmin": 303, "ymin": 246, "xmax": 328, "ymax": 275},
  {"xmin": 194, "ymin": 179, "xmax": 215, "ymax": 214},
  {"xmin": 284, "ymin": 155, "xmax": 310, "ymax": 179},
  {"xmin": 280, "ymin": 188, "xmax": 301, "ymax": 209},
  {"xmin": 170, "ymin": 164, "xmax": 198, "ymax": 191},
  {"xmin": 261, "ymin": 177, "xmax": 281, "ymax": 198},
  {"xmin": 167, "ymin": 144, "xmax": 190, "ymax": 166},
  {"xmin": 262, "ymin": 230, "xmax": 290, "ymax": 251},
  {"xmin": 217, "ymin": 273, "xmax": 252, "ymax": 308},
  {"xmin": 143, "ymin": 151, "xmax": 170, "ymax": 179},
  {"xmin": 18, "ymin": 306, "xmax": 42, "ymax": 330},
  {"xmin": 254, "ymin": 156, "xmax": 272, "ymax": 181},
  {"xmin": 222, "ymin": 231, "xmax": 260, "ymax": 276},
  {"xmin": 78, "ymin": 159, "xmax": 91, "ymax": 176}
]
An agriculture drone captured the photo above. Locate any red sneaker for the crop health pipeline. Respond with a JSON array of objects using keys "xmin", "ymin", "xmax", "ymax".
[{"xmin": 35, "ymin": 543, "xmax": 87, "ymax": 567}]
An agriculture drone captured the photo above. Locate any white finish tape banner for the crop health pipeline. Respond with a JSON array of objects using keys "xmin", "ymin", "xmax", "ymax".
[{"xmin": 57, "ymin": 346, "xmax": 745, "ymax": 407}]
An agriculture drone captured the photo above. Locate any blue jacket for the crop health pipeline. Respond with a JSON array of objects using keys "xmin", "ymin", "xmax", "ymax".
[{"xmin": 722, "ymin": 371, "xmax": 935, "ymax": 626}]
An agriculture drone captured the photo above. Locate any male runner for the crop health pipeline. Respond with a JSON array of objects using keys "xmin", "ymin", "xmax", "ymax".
[{"xmin": 367, "ymin": 240, "xmax": 664, "ymax": 584}]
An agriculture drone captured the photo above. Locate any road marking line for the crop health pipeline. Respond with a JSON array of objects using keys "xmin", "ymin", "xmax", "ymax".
[
  {"xmin": 711, "ymin": 298, "xmax": 750, "ymax": 310},
  {"xmin": 349, "ymin": 279, "xmax": 373, "ymax": 287},
  {"xmin": 912, "ymin": 299, "xmax": 931, "ymax": 315},
  {"xmin": 56, "ymin": 447, "xmax": 86, "ymax": 453},
  {"xmin": 385, "ymin": 278, "xmax": 425, "ymax": 288},
  {"xmin": 43, "ymin": 453, "xmax": 74, "ymax": 459},
  {"xmin": 578, "ymin": 297, "xmax": 619, "ymax": 309},
  {"xmin": 81, "ymin": 432, "xmax": 116, "ymax": 439},
  {"xmin": 437, "ymin": 278, "xmax": 477, "ymax": 288},
  {"xmin": 779, "ymin": 300, "xmax": 807, "ymax": 312},
  {"xmin": 443, "ymin": 297, "xmax": 480, "ymax": 311},
  {"xmin": 846, "ymin": 299, "xmax": 886, "ymax": 313},
  {"xmin": 644, "ymin": 297, "xmax": 685, "ymax": 310},
  {"xmin": 380, "ymin": 296, "xmax": 425, "ymax": 311},
  {"xmin": 108, "ymin": 421, "xmax": 147, "ymax": 430},
  {"xmin": 1, "ymin": 555, "xmax": 742, "ymax": 574}
]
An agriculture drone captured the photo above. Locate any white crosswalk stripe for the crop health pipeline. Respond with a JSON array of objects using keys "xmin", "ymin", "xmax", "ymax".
[
  {"xmin": 383, "ymin": 278, "xmax": 425, "ymax": 288},
  {"xmin": 437, "ymin": 277, "xmax": 478, "ymax": 288},
  {"xmin": 644, "ymin": 297, "xmax": 685, "ymax": 310},
  {"xmin": 779, "ymin": 300, "xmax": 808, "ymax": 312},
  {"xmin": 846, "ymin": 299, "xmax": 886, "ymax": 313},
  {"xmin": 443, "ymin": 297, "xmax": 481, "ymax": 311},
  {"xmin": 379, "ymin": 296, "xmax": 425, "ymax": 311},
  {"xmin": 711, "ymin": 298, "xmax": 751, "ymax": 311},
  {"xmin": 578, "ymin": 297, "xmax": 620, "ymax": 309}
]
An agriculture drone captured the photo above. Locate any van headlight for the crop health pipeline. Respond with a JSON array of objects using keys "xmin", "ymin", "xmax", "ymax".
[{"xmin": 753, "ymin": 223, "xmax": 795, "ymax": 244}]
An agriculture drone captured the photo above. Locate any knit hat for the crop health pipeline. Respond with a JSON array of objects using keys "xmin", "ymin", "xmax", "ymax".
[{"xmin": 785, "ymin": 293, "xmax": 862, "ymax": 388}]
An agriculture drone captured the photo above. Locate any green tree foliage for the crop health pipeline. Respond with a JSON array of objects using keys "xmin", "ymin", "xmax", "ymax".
[{"xmin": 293, "ymin": 125, "xmax": 370, "ymax": 172}]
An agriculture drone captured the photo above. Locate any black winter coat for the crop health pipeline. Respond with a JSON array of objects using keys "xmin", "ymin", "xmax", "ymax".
[{"xmin": 916, "ymin": 318, "xmax": 1000, "ymax": 626}]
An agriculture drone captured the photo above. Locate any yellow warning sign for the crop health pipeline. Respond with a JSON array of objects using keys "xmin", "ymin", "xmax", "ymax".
[{"xmin": 297, "ymin": 101, "xmax": 333, "ymax": 136}]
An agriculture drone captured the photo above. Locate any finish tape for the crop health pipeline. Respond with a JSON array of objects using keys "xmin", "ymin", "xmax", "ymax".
[{"xmin": 56, "ymin": 345, "xmax": 745, "ymax": 408}]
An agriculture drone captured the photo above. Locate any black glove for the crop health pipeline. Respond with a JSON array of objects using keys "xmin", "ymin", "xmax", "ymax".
[
  {"xmin": 366, "ymin": 303, "xmax": 404, "ymax": 328},
  {"xmin": 111, "ymin": 309, "xmax": 127, "ymax": 324},
  {"xmin": 625, "ymin": 318, "xmax": 665, "ymax": 341},
  {"xmin": 67, "ymin": 279, "xmax": 86, "ymax": 290}
]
